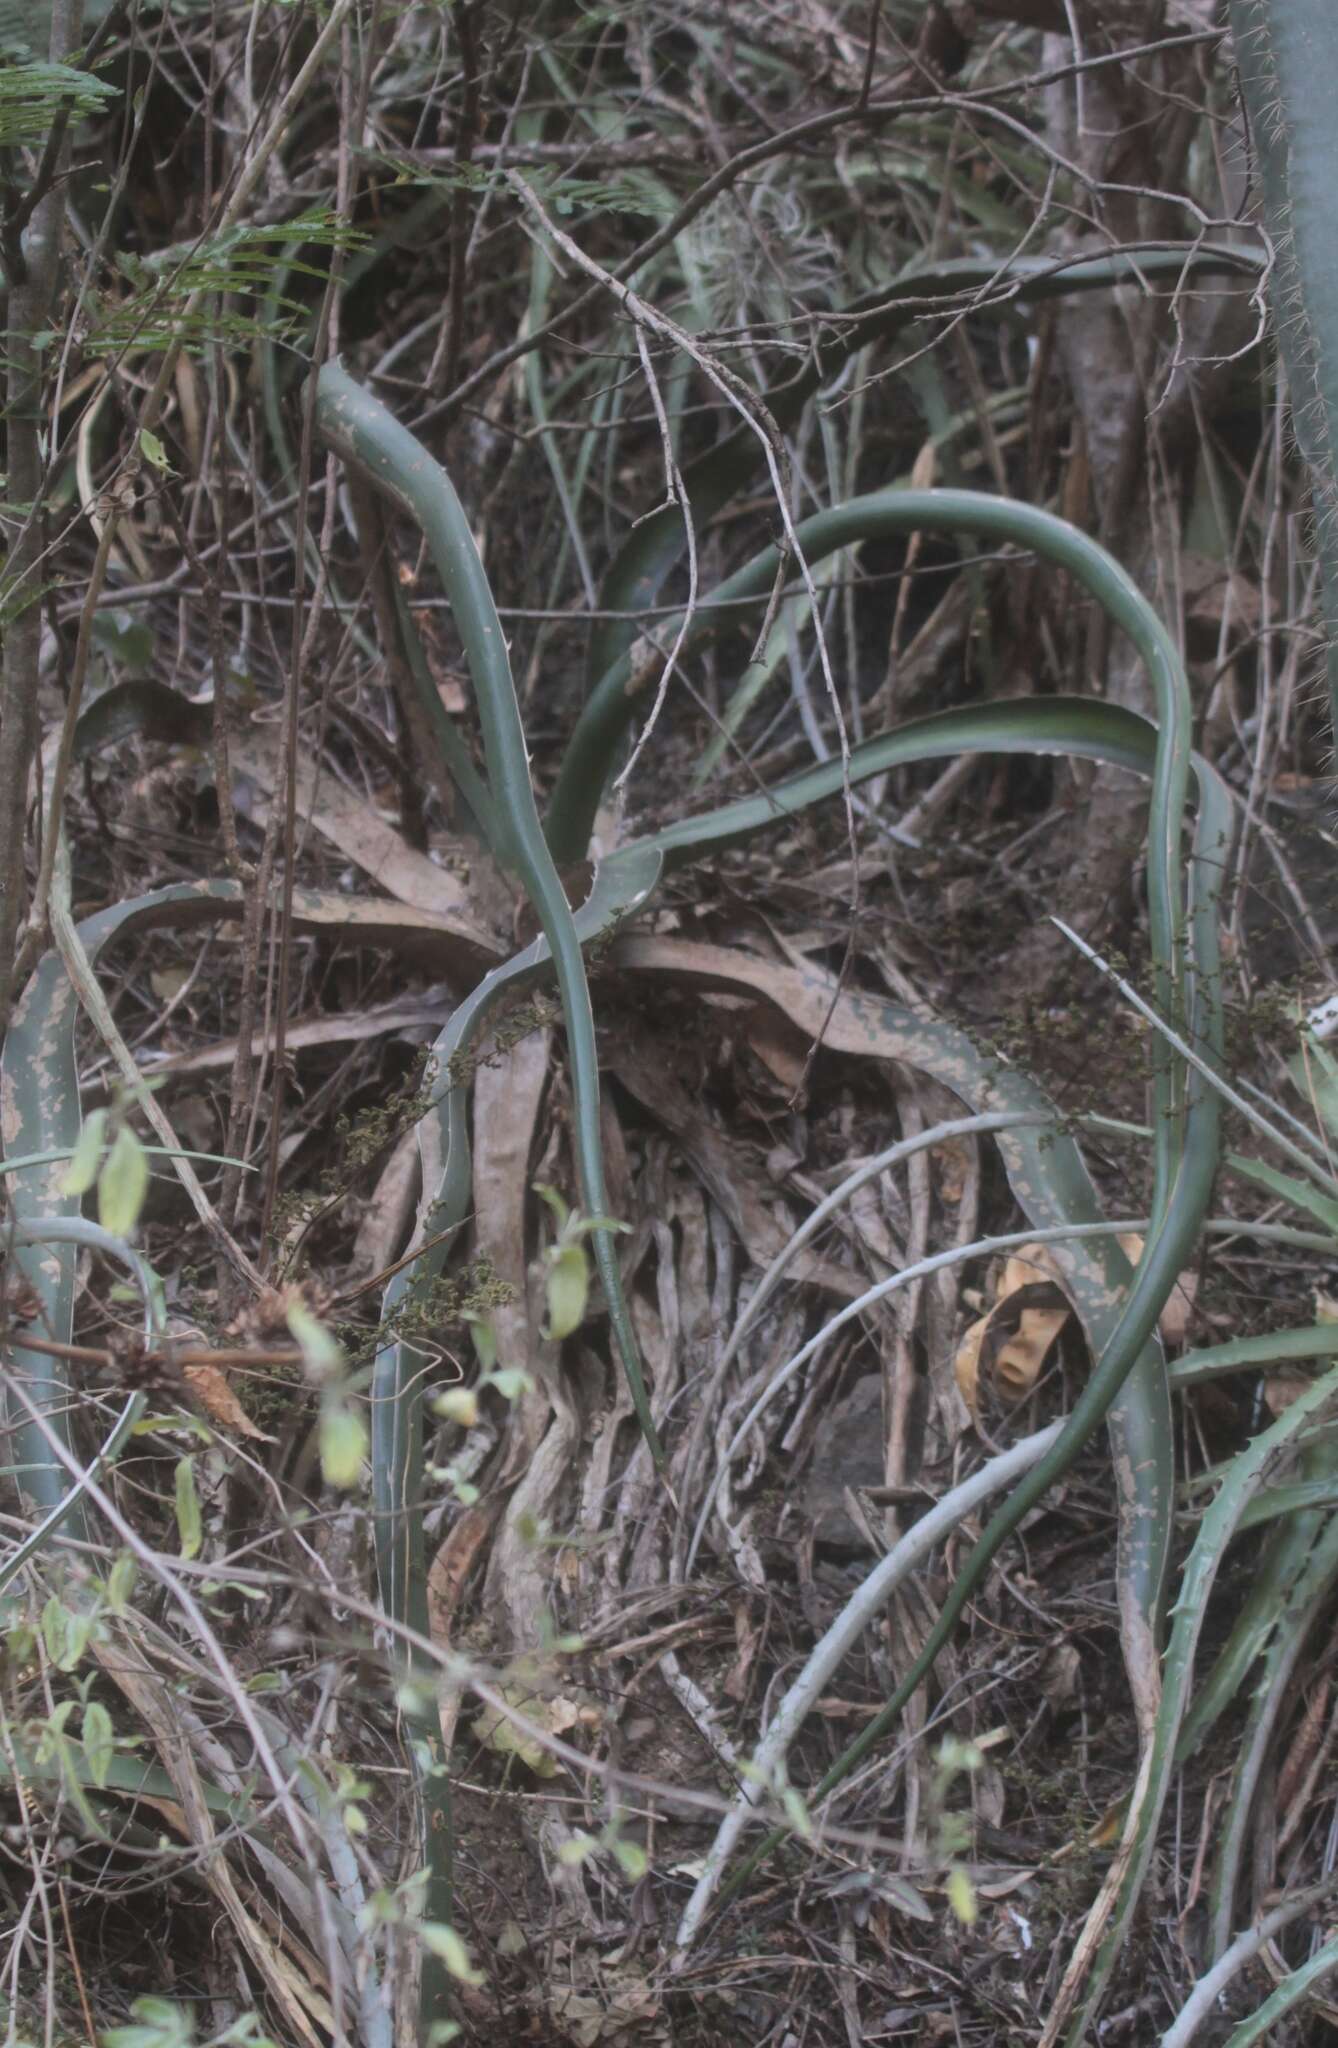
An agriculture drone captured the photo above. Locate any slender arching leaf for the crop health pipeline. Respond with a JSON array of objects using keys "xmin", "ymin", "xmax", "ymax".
[
  {"xmin": 549, "ymin": 487, "xmax": 1205, "ymax": 1246},
  {"xmin": 312, "ymin": 364, "xmax": 664, "ymax": 1473},
  {"xmin": 664, "ymin": 697, "xmax": 1226, "ymax": 1953}
]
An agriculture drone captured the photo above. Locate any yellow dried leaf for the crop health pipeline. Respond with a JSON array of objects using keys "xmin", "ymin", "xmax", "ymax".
[
  {"xmin": 183, "ymin": 1362, "xmax": 273, "ymax": 1441},
  {"xmin": 993, "ymin": 1304, "xmax": 1070, "ymax": 1397},
  {"xmin": 910, "ymin": 438, "xmax": 937, "ymax": 491},
  {"xmin": 1000, "ymin": 1244, "xmax": 1067, "ymax": 1298},
  {"xmin": 1263, "ymin": 1372, "xmax": 1312, "ymax": 1417},
  {"xmin": 954, "ymin": 1314, "xmax": 989, "ymax": 1416},
  {"xmin": 150, "ymin": 965, "xmax": 191, "ymax": 1002},
  {"xmin": 546, "ymin": 1696, "xmax": 581, "ymax": 1737},
  {"xmin": 1117, "ymin": 1233, "xmax": 1198, "ymax": 1345}
]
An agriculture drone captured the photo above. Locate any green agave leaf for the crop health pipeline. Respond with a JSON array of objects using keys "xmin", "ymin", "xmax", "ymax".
[
  {"xmin": 1217, "ymin": 1929, "xmax": 1338, "ymax": 2046},
  {"xmin": 353, "ymin": 843, "xmax": 663, "ymax": 2018},
  {"xmin": 1172, "ymin": 1321, "xmax": 1338, "ymax": 1388},
  {"xmin": 1062, "ymin": 1363, "xmax": 1338, "ymax": 2045},
  {"xmin": 1195, "ymin": 1510, "xmax": 1338, "ymax": 2000},
  {"xmin": 676, "ymin": 718, "xmax": 1223, "ymax": 1977},
  {"xmin": 1236, "ymin": 1476, "xmax": 1338, "ymax": 1530},
  {"xmin": 366, "ymin": 841, "xmax": 665, "ymax": 1644},
  {"xmin": 1227, "ymin": 1153, "xmax": 1338, "ymax": 1236},
  {"xmin": 1288, "ymin": 1032, "xmax": 1338, "ymax": 1139},
  {"xmin": 551, "ymin": 488, "xmax": 1202, "ymax": 946},
  {"xmin": 313, "ymin": 364, "xmax": 663, "ymax": 1482}
]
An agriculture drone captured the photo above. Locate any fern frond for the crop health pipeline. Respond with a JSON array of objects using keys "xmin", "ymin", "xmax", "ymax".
[
  {"xmin": 83, "ymin": 209, "xmax": 367, "ymax": 357},
  {"xmin": 0, "ymin": 53, "xmax": 116, "ymax": 145}
]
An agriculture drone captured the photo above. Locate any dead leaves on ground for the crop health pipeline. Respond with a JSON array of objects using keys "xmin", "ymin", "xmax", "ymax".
[
  {"xmin": 954, "ymin": 1233, "xmax": 1199, "ymax": 1418},
  {"xmin": 183, "ymin": 1356, "xmax": 274, "ymax": 1440},
  {"xmin": 954, "ymin": 1246, "xmax": 1072, "ymax": 1415}
]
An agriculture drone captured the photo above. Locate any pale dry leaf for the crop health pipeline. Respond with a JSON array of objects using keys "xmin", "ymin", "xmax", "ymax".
[
  {"xmin": 1000, "ymin": 1243, "xmax": 1067, "ymax": 1297},
  {"xmin": 954, "ymin": 1313, "xmax": 989, "ymax": 1416},
  {"xmin": 1117, "ymin": 1233, "xmax": 1198, "ymax": 1345},
  {"xmin": 910, "ymin": 437, "xmax": 937, "ymax": 491},
  {"xmin": 184, "ymin": 1361, "xmax": 274, "ymax": 1442},
  {"xmin": 724, "ymin": 1598, "xmax": 762, "ymax": 1703},
  {"xmin": 976, "ymin": 1869, "xmax": 1040, "ymax": 1900},
  {"xmin": 744, "ymin": 1004, "xmax": 809, "ymax": 1093},
  {"xmin": 232, "ymin": 731, "xmax": 479, "ymax": 922},
  {"xmin": 150, "ymin": 964, "xmax": 191, "ymax": 1002},
  {"xmin": 993, "ymin": 1303, "xmax": 1070, "ymax": 1398},
  {"xmin": 975, "ymin": 1761, "xmax": 1006, "ymax": 1828},
  {"xmin": 955, "ymin": 1245, "xmax": 1072, "ymax": 1409},
  {"xmin": 1262, "ymin": 1371, "xmax": 1312, "ymax": 1417},
  {"xmin": 470, "ymin": 1681, "xmax": 589, "ymax": 1779}
]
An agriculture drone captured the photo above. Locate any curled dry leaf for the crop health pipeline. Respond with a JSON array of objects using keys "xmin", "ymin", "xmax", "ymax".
[
  {"xmin": 1262, "ymin": 1370, "xmax": 1313, "ymax": 1418},
  {"xmin": 954, "ymin": 1313, "xmax": 989, "ymax": 1415},
  {"xmin": 993, "ymin": 1296, "xmax": 1071, "ymax": 1401},
  {"xmin": 956, "ymin": 1231, "xmax": 1198, "ymax": 1417},
  {"xmin": 183, "ymin": 1360, "xmax": 274, "ymax": 1442},
  {"xmin": 1042, "ymin": 1642, "xmax": 1082, "ymax": 1707},
  {"xmin": 953, "ymin": 1243, "xmax": 1072, "ymax": 1415}
]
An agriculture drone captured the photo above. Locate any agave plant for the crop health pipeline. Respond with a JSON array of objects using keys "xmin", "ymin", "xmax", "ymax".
[{"xmin": 9, "ymin": 181, "xmax": 1338, "ymax": 2039}]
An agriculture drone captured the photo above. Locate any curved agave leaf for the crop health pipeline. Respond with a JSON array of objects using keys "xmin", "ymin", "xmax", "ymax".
[
  {"xmin": 370, "ymin": 843, "xmax": 664, "ymax": 1642},
  {"xmin": 312, "ymin": 365, "xmax": 664, "ymax": 1474},
  {"xmin": 0, "ymin": 1215, "xmax": 160, "ymax": 1594},
  {"xmin": 619, "ymin": 687, "xmax": 1230, "ymax": 1633},
  {"xmin": 1173, "ymin": 1322, "xmax": 1338, "ymax": 1388},
  {"xmin": 1053, "ymin": 1361, "xmax": 1338, "ymax": 2047},
  {"xmin": 550, "ymin": 492, "xmax": 1198, "ymax": 1216},
  {"xmin": 1204, "ymin": 1506, "xmax": 1338, "ymax": 1962},
  {"xmin": 1, "ymin": 882, "xmax": 236, "ymax": 1517},
  {"xmin": 1214, "ymin": 1928, "xmax": 1338, "ymax": 2047},
  {"xmin": 644, "ymin": 696, "xmax": 1225, "ymax": 1963},
  {"xmin": 621, "ymin": 924, "xmax": 1175, "ymax": 1659},
  {"xmin": 588, "ymin": 243, "xmax": 1264, "ymax": 686},
  {"xmin": 364, "ymin": 843, "xmax": 660, "ymax": 2027}
]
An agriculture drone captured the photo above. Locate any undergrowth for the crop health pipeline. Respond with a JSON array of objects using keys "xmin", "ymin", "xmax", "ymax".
[{"xmin": 2, "ymin": 5, "xmax": 1338, "ymax": 2047}]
